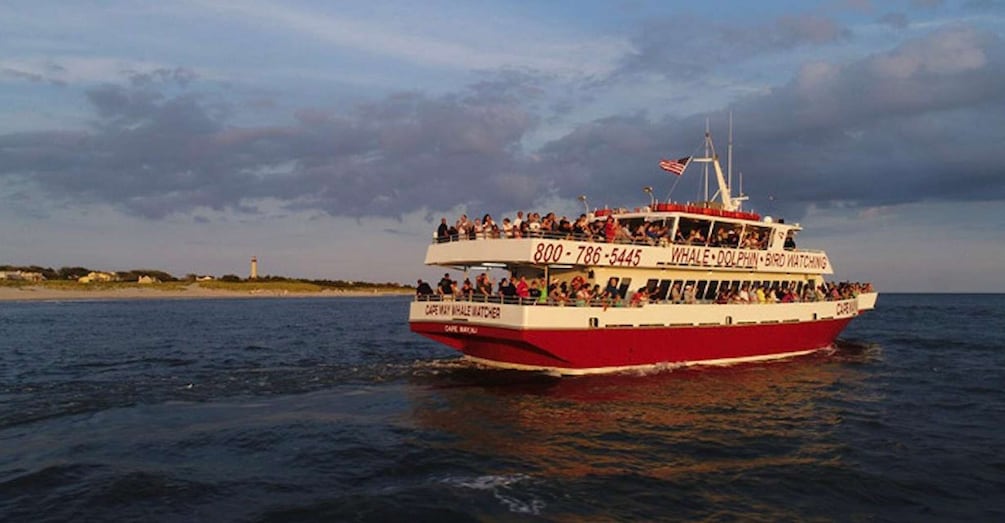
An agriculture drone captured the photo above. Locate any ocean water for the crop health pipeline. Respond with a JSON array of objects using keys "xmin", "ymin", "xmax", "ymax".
[{"xmin": 1, "ymin": 294, "xmax": 1003, "ymax": 522}]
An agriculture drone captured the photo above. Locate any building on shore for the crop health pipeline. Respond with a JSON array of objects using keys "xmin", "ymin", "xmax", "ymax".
[
  {"xmin": 78, "ymin": 272, "xmax": 115, "ymax": 283},
  {"xmin": 250, "ymin": 257, "xmax": 258, "ymax": 279},
  {"xmin": 0, "ymin": 271, "xmax": 46, "ymax": 282}
]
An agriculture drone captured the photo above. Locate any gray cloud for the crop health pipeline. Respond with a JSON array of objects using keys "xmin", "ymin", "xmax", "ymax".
[
  {"xmin": 0, "ymin": 73, "xmax": 545, "ymax": 219},
  {"xmin": 1, "ymin": 67, "xmax": 67, "ymax": 86},
  {"xmin": 615, "ymin": 13, "xmax": 850, "ymax": 80},
  {"xmin": 878, "ymin": 12, "xmax": 910, "ymax": 29},
  {"xmin": 1, "ymin": 24, "xmax": 1003, "ymax": 223},
  {"xmin": 542, "ymin": 24, "xmax": 1005, "ymax": 217}
]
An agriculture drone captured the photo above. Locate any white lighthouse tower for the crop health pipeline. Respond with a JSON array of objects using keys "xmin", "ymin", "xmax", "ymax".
[{"xmin": 250, "ymin": 256, "xmax": 258, "ymax": 279}]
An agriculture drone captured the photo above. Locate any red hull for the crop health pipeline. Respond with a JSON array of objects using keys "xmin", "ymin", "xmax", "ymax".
[{"xmin": 410, "ymin": 318, "xmax": 854, "ymax": 373}]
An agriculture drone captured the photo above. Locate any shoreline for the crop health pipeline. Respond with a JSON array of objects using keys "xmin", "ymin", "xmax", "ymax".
[{"xmin": 0, "ymin": 284, "xmax": 413, "ymax": 302}]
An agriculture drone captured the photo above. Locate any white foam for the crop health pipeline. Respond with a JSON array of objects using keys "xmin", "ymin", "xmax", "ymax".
[{"xmin": 438, "ymin": 473, "xmax": 546, "ymax": 515}]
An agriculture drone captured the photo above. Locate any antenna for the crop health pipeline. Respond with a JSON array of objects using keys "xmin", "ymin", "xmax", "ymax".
[{"xmin": 727, "ymin": 111, "xmax": 733, "ymax": 196}]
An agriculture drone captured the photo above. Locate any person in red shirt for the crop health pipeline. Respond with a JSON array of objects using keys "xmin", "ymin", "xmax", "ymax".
[{"xmin": 516, "ymin": 276, "xmax": 530, "ymax": 298}]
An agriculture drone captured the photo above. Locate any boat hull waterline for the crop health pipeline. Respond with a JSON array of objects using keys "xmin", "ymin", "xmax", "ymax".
[{"xmin": 410, "ymin": 296, "xmax": 873, "ymax": 374}]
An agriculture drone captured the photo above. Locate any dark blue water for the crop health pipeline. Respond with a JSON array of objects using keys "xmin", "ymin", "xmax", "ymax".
[{"xmin": 2, "ymin": 294, "xmax": 1003, "ymax": 522}]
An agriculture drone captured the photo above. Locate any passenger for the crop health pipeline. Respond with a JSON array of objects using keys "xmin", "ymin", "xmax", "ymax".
[
  {"xmin": 630, "ymin": 286, "xmax": 649, "ymax": 307},
  {"xmin": 754, "ymin": 282, "xmax": 767, "ymax": 304},
  {"xmin": 683, "ymin": 284, "xmax": 697, "ymax": 304},
  {"xmin": 437, "ymin": 273, "xmax": 454, "ymax": 297},
  {"xmin": 460, "ymin": 278, "xmax": 474, "ymax": 298},
  {"xmin": 645, "ymin": 222, "xmax": 661, "ymax": 245},
  {"xmin": 603, "ymin": 277, "xmax": 620, "ymax": 301},
  {"xmin": 615, "ymin": 222, "xmax": 633, "ymax": 243},
  {"xmin": 573, "ymin": 215, "xmax": 588, "ymax": 240},
  {"xmin": 604, "ymin": 216, "xmax": 617, "ymax": 243},
  {"xmin": 483, "ymin": 214, "xmax": 495, "ymax": 235},
  {"xmin": 498, "ymin": 278, "xmax": 517, "ymax": 301},
  {"xmin": 670, "ymin": 282, "xmax": 682, "ymax": 303},
  {"xmin": 470, "ymin": 219, "xmax": 481, "ymax": 240},
  {"xmin": 738, "ymin": 283, "xmax": 750, "ymax": 303},
  {"xmin": 516, "ymin": 276, "xmax": 530, "ymax": 299},
  {"xmin": 674, "ymin": 228, "xmax": 686, "ymax": 244},
  {"xmin": 448, "ymin": 223, "xmax": 459, "ymax": 242},
  {"xmin": 480, "ymin": 274, "xmax": 495, "ymax": 296},
  {"xmin": 633, "ymin": 223, "xmax": 648, "ymax": 244},
  {"xmin": 549, "ymin": 281, "xmax": 568, "ymax": 304},
  {"xmin": 436, "ymin": 218, "xmax": 450, "ymax": 243},
  {"xmin": 416, "ymin": 279, "xmax": 435, "ymax": 297},
  {"xmin": 528, "ymin": 214, "xmax": 542, "ymax": 237},
  {"xmin": 502, "ymin": 218, "xmax": 513, "ymax": 238},
  {"xmin": 775, "ymin": 284, "xmax": 787, "ymax": 303},
  {"xmin": 529, "ymin": 278, "xmax": 542, "ymax": 300}
]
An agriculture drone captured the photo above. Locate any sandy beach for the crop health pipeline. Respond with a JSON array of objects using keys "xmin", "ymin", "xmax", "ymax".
[{"xmin": 0, "ymin": 284, "xmax": 413, "ymax": 302}]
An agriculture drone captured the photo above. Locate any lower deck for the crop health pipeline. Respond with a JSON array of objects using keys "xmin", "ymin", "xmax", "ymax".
[{"xmin": 409, "ymin": 293, "xmax": 877, "ymax": 374}]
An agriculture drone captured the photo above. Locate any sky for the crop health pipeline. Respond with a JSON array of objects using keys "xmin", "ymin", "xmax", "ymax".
[{"xmin": 1, "ymin": 0, "xmax": 1004, "ymax": 291}]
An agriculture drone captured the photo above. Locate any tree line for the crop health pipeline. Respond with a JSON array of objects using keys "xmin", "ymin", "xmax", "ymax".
[{"xmin": 0, "ymin": 265, "xmax": 408, "ymax": 288}]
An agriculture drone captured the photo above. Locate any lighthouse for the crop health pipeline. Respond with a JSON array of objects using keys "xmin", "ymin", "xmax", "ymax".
[{"xmin": 250, "ymin": 256, "xmax": 258, "ymax": 279}]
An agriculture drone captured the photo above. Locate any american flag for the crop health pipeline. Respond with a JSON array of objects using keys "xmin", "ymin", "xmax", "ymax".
[{"xmin": 659, "ymin": 157, "xmax": 689, "ymax": 176}]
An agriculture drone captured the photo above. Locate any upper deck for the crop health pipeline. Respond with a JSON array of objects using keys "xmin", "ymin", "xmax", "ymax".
[{"xmin": 427, "ymin": 209, "xmax": 832, "ymax": 275}]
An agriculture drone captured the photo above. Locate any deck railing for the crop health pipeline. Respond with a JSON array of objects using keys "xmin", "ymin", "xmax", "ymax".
[
  {"xmin": 412, "ymin": 293, "xmax": 846, "ymax": 308},
  {"xmin": 431, "ymin": 231, "xmax": 824, "ymax": 254}
]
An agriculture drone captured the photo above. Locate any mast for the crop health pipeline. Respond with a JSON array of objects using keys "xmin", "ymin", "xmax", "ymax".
[
  {"xmin": 691, "ymin": 132, "xmax": 737, "ymax": 211},
  {"xmin": 703, "ymin": 118, "xmax": 710, "ymax": 202},
  {"xmin": 727, "ymin": 112, "xmax": 733, "ymax": 197}
]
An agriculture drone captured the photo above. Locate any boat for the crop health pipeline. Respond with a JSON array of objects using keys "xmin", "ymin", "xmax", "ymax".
[{"xmin": 409, "ymin": 131, "xmax": 878, "ymax": 375}]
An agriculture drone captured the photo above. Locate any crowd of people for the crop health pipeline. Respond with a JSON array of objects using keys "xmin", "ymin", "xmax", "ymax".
[
  {"xmin": 434, "ymin": 210, "xmax": 794, "ymax": 250},
  {"xmin": 416, "ymin": 274, "xmax": 873, "ymax": 308}
]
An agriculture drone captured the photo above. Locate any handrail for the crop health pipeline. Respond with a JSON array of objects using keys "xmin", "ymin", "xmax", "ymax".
[
  {"xmin": 412, "ymin": 292, "xmax": 857, "ymax": 307},
  {"xmin": 430, "ymin": 231, "xmax": 825, "ymax": 254}
]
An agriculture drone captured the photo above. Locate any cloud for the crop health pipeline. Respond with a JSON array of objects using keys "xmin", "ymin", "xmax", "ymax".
[
  {"xmin": 540, "ymin": 24, "xmax": 1005, "ymax": 216},
  {"xmin": 1, "ymin": 67, "xmax": 67, "ymax": 86},
  {"xmin": 614, "ymin": 13, "xmax": 851, "ymax": 79},
  {"xmin": 0, "ymin": 71, "xmax": 546, "ymax": 219},
  {"xmin": 2, "ymin": 24, "xmax": 1003, "ymax": 224},
  {"xmin": 878, "ymin": 12, "xmax": 910, "ymax": 29},
  {"xmin": 188, "ymin": 0, "xmax": 624, "ymax": 77}
]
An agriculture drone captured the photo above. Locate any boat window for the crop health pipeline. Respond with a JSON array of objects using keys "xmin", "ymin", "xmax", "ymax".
[
  {"xmin": 655, "ymin": 280, "xmax": 672, "ymax": 301},
  {"xmin": 796, "ymin": 281, "xmax": 804, "ymax": 294},
  {"xmin": 617, "ymin": 277, "xmax": 632, "ymax": 299},
  {"xmin": 709, "ymin": 222, "xmax": 742, "ymax": 248},
  {"xmin": 646, "ymin": 278, "xmax": 659, "ymax": 294},
  {"xmin": 784, "ymin": 231, "xmax": 797, "ymax": 250},
  {"xmin": 677, "ymin": 217, "xmax": 713, "ymax": 245},
  {"xmin": 704, "ymin": 280, "xmax": 719, "ymax": 300},
  {"xmin": 684, "ymin": 280, "xmax": 696, "ymax": 298},
  {"xmin": 762, "ymin": 280, "xmax": 771, "ymax": 290},
  {"xmin": 731, "ymin": 280, "xmax": 741, "ymax": 292},
  {"xmin": 696, "ymin": 280, "xmax": 708, "ymax": 299},
  {"xmin": 741, "ymin": 225, "xmax": 771, "ymax": 250}
]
